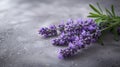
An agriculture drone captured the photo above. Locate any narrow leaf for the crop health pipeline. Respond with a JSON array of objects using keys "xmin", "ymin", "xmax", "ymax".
[
  {"xmin": 88, "ymin": 12, "xmax": 100, "ymax": 18},
  {"xmin": 111, "ymin": 5, "xmax": 116, "ymax": 17},
  {"xmin": 87, "ymin": 15, "xmax": 100, "ymax": 18},
  {"xmin": 89, "ymin": 4, "xmax": 101, "ymax": 14},
  {"xmin": 95, "ymin": 17, "xmax": 102, "ymax": 23},
  {"xmin": 97, "ymin": 2, "xmax": 103, "ymax": 14},
  {"xmin": 105, "ymin": 8, "xmax": 113, "ymax": 17}
]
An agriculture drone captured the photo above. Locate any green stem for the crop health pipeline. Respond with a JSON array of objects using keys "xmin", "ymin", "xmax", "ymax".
[{"xmin": 101, "ymin": 21, "xmax": 120, "ymax": 32}]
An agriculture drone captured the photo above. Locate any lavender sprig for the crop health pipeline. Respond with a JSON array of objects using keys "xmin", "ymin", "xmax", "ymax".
[
  {"xmin": 39, "ymin": 25, "xmax": 57, "ymax": 37},
  {"xmin": 38, "ymin": 3, "xmax": 120, "ymax": 59}
]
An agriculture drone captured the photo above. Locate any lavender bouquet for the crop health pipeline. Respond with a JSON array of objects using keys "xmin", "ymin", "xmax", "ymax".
[{"xmin": 39, "ymin": 3, "xmax": 120, "ymax": 59}]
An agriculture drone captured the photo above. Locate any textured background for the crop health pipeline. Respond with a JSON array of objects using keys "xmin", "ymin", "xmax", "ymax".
[{"xmin": 0, "ymin": 0, "xmax": 120, "ymax": 67}]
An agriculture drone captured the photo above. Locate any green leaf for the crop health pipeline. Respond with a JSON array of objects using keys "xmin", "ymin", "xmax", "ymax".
[
  {"xmin": 89, "ymin": 12, "xmax": 100, "ymax": 16},
  {"xmin": 97, "ymin": 2, "xmax": 103, "ymax": 14},
  {"xmin": 95, "ymin": 17, "xmax": 102, "ymax": 23},
  {"xmin": 101, "ymin": 21, "xmax": 119, "ymax": 33},
  {"xmin": 89, "ymin": 4, "xmax": 101, "ymax": 14},
  {"xmin": 88, "ymin": 15, "xmax": 100, "ymax": 18},
  {"xmin": 105, "ymin": 8, "xmax": 113, "ymax": 17},
  {"xmin": 111, "ymin": 5, "xmax": 116, "ymax": 17},
  {"xmin": 88, "ymin": 13, "xmax": 100, "ymax": 18},
  {"xmin": 89, "ymin": 12, "xmax": 97, "ymax": 15}
]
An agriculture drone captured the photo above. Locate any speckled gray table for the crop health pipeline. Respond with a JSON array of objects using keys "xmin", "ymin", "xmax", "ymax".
[{"xmin": 0, "ymin": 0, "xmax": 120, "ymax": 67}]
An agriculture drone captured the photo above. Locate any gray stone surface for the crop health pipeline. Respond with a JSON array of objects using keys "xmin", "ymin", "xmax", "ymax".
[{"xmin": 0, "ymin": 0, "xmax": 120, "ymax": 67}]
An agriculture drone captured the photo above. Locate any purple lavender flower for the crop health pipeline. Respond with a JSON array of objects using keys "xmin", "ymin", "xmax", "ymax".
[
  {"xmin": 58, "ymin": 19, "xmax": 101, "ymax": 59},
  {"xmin": 39, "ymin": 25, "xmax": 57, "ymax": 37},
  {"xmin": 58, "ymin": 46, "xmax": 78, "ymax": 59},
  {"xmin": 58, "ymin": 23, "xmax": 65, "ymax": 33},
  {"xmin": 65, "ymin": 22, "xmax": 82, "ymax": 35},
  {"xmin": 52, "ymin": 33, "xmax": 77, "ymax": 46},
  {"xmin": 66, "ymin": 19, "xmax": 74, "ymax": 25},
  {"xmin": 58, "ymin": 38, "xmax": 87, "ymax": 59},
  {"xmin": 52, "ymin": 38, "xmax": 67, "ymax": 46}
]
